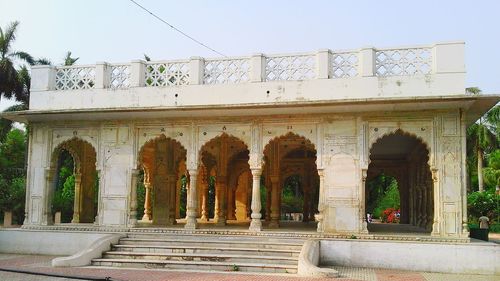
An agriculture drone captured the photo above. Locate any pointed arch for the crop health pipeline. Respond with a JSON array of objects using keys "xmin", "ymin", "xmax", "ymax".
[
  {"xmin": 136, "ymin": 133, "xmax": 188, "ymax": 226},
  {"xmin": 49, "ymin": 137, "xmax": 98, "ymax": 224},
  {"xmin": 366, "ymin": 129, "xmax": 434, "ymax": 232}
]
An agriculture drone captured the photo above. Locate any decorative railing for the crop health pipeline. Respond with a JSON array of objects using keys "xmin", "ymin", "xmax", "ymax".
[
  {"xmin": 330, "ymin": 51, "xmax": 359, "ymax": 78},
  {"xmin": 266, "ymin": 54, "xmax": 315, "ymax": 81},
  {"xmin": 55, "ymin": 66, "xmax": 96, "ymax": 90},
  {"xmin": 110, "ymin": 64, "xmax": 130, "ymax": 89},
  {"xmin": 39, "ymin": 43, "xmax": 464, "ymax": 91},
  {"xmin": 375, "ymin": 47, "xmax": 432, "ymax": 76},
  {"xmin": 204, "ymin": 57, "xmax": 250, "ymax": 84},
  {"xmin": 144, "ymin": 61, "xmax": 190, "ymax": 87}
]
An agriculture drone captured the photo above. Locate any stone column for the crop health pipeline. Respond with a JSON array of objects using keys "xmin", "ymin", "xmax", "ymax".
[
  {"xmin": 269, "ymin": 175, "xmax": 280, "ymax": 228},
  {"xmin": 249, "ymin": 168, "xmax": 263, "ymax": 231},
  {"xmin": 185, "ymin": 169, "xmax": 198, "ymax": 229},
  {"xmin": 215, "ymin": 176, "xmax": 227, "ymax": 226},
  {"xmin": 166, "ymin": 174, "xmax": 177, "ymax": 225},
  {"xmin": 227, "ymin": 188, "xmax": 236, "ymax": 220},
  {"xmin": 142, "ymin": 182, "xmax": 152, "ymax": 221},
  {"xmin": 200, "ymin": 183, "xmax": 209, "ymax": 221},
  {"xmin": 315, "ymin": 169, "xmax": 326, "ymax": 232},
  {"xmin": 71, "ymin": 173, "xmax": 82, "ymax": 223},
  {"xmin": 359, "ymin": 169, "xmax": 368, "ymax": 233},
  {"xmin": 431, "ymin": 168, "xmax": 440, "ymax": 236},
  {"xmin": 129, "ymin": 169, "xmax": 139, "ymax": 226},
  {"xmin": 43, "ymin": 168, "xmax": 56, "ymax": 225}
]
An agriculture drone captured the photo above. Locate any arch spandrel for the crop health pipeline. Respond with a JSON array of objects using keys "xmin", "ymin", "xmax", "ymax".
[
  {"xmin": 137, "ymin": 134, "xmax": 187, "ymax": 169},
  {"xmin": 50, "ymin": 137, "xmax": 98, "ymax": 173},
  {"xmin": 262, "ymin": 126, "xmax": 318, "ymax": 153},
  {"xmin": 198, "ymin": 129, "xmax": 251, "ymax": 154},
  {"xmin": 138, "ymin": 128, "xmax": 190, "ymax": 158},
  {"xmin": 368, "ymin": 127, "xmax": 433, "ymax": 167},
  {"xmin": 198, "ymin": 133, "xmax": 249, "ymax": 165},
  {"xmin": 52, "ymin": 135, "xmax": 98, "ymax": 158}
]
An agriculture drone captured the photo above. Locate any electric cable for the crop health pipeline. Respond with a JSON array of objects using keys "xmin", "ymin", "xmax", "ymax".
[{"xmin": 129, "ymin": 0, "xmax": 227, "ymax": 57}]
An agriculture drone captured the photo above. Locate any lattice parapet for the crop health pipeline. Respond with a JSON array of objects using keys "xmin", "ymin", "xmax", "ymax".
[
  {"xmin": 266, "ymin": 54, "xmax": 316, "ymax": 81},
  {"xmin": 144, "ymin": 61, "xmax": 190, "ymax": 87},
  {"xmin": 110, "ymin": 64, "xmax": 130, "ymax": 89},
  {"xmin": 376, "ymin": 48, "xmax": 432, "ymax": 76},
  {"xmin": 55, "ymin": 66, "xmax": 96, "ymax": 90},
  {"xmin": 330, "ymin": 52, "xmax": 359, "ymax": 78},
  {"xmin": 204, "ymin": 58, "xmax": 250, "ymax": 84}
]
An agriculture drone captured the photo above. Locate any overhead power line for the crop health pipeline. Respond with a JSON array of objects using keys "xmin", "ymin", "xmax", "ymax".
[{"xmin": 129, "ymin": 0, "xmax": 226, "ymax": 57}]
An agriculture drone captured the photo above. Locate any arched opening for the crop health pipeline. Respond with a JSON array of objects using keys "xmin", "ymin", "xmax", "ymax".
[
  {"xmin": 367, "ymin": 130, "xmax": 433, "ymax": 233},
  {"xmin": 50, "ymin": 138, "xmax": 98, "ymax": 224},
  {"xmin": 366, "ymin": 174, "xmax": 401, "ymax": 224},
  {"xmin": 137, "ymin": 135, "xmax": 187, "ymax": 226},
  {"xmin": 198, "ymin": 133, "xmax": 250, "ymax": 226},
  {"xmin": 263, "ymin": 133, "xmax": 319, "ymax": 229}
]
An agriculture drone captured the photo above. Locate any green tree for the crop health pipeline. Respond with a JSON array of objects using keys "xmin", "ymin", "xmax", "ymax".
[
  {"xmin": 0, "ymin": 129, "xmax": 27, "ymax": 224},
  {"xmin": 466, "ymin": 89, "xmax": 498, "ymax": 192},
  {"xmin": 0, "ymin": 21, "xmax": 50, "ymax": 105},
  {"xmin": 63, "ymin": 51, "xmax": 79, "ymax": 66}
]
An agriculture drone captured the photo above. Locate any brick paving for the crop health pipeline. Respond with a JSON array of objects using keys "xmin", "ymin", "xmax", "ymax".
[{"xmin": 0, "ymin": 254, "xmax": 497, "ymax": 281}]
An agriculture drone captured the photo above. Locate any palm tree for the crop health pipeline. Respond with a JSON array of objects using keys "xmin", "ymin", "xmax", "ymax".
[
  {"xmin": 63, "ymin": 51, "xmax": 79, "ymax": 66},
  {"xmin": 467, "ymin": 89, "xmax": 499, "ymax": 192},
  {"xmin": 0, "ymin": 21, "xmax": 36, "ymax": 102},
  {"xmin": 1, "ymin": 21, "xmax": 51, "ymax": 105}
]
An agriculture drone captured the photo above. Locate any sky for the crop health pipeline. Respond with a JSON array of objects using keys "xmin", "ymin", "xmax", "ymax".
[{"xmin": 1, "ymin": 0, "xmax": 499, "ymax": 110}]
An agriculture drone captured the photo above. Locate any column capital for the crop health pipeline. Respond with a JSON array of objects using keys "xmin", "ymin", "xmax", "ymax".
[
  {"xmin": 251, "ymin": 168, "xmax": 262, "ymax": 177},
  {"xmin": 188, "ymin": 168, "xmax": 198, "ymax": 177}
]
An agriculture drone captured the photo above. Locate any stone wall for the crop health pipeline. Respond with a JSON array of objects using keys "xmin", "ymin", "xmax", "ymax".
[{"xmin": 24, "ymin": 109, "xmax": 467, "ymax": 237}]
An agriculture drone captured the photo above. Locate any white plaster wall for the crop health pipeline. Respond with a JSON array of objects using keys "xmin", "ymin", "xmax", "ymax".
[
  {"xmin": 320, "ymin": 239, "xmax": 499, "ymax": 275},
  {"xmin": 99, "ymin": 125, "xmax": 133, "ymax": 226},
  {"xmin": 0, "ymin": 229, "xmax": 112, "ymax": 255},
  {"xmin": 29, "ymin": 73, "xmax": 465, "ymax": 111},
  {"xmin": 25, "ymin": 111, "xmax": 468, "ymax": 235},
  {"xmin": 322, "ymin": 119, "xmax": 360, "ymax": 233}
]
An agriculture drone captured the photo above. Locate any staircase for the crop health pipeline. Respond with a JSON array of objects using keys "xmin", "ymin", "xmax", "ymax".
[{"xmin": 91, "ymin": 233, "xmax": 304, "ymax": 274}]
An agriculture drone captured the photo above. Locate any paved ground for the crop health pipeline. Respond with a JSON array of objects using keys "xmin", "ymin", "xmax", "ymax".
[{"xmin": 0, "ymin": 254, "xmax": 497, "ymax": 281}]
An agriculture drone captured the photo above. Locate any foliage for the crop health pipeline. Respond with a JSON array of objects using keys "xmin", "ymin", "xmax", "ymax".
[
  {"xmin": 0, "ymin": 129, "xmax": 27, "ymax": 224},
  {"xmin": 466, "ymin": 101, "xmax": 499, "ymax": 192},
  {"xmin": 366, "ymin": 174, "xmax": 400, "ymax": 219},
  {"xmin": 136, "ymin": 170, "xmax": 145, "ymax": 220},
  {"xmin": 467, "ymin": 191, "xmax": 499, "ymax": 224},
  {"xmin": 0, "ymin": 21, "xmax": 50, "ymax": 107},
  {"xmin": 380, "ymin": 208, "xmax": 400, "ymax": 223},
  {"xmin": 63, "ymin": 51, "xmax": 79, "ymax": 66},
  {"xmin": 179, "ymin": 175, "xmax": 187, "ymax": 218},
  {"xmin": 281, "ymin": 175, "xmax": 303, "ymax": 214},
  {"xmin": 52, "ymin": 150, "xmax": 75, "ymax": 222},
  {"xmin": 468, "ymin": 223, "xmax": 500, "ymax": 233}
]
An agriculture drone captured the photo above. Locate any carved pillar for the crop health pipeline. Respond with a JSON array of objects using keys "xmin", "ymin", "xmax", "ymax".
[
  {"xmin": 265, "ymin": 174, "xmax": 271, "ymax": 220},
  {"xmin": 227, "ymin": 187, "xmax": 236, "ymax": 220},
  {"xmin": 129, "ymin": 169, "xmax": 139, "ymax": 226},
  {"xmin": 269, "ymin": 175, "xmax": 280, "ymax": 228},
  {"xmin": 249, "ymin": 168, "xmax": 263, "ymax": 231},
  {"xmin": 359, "ymin": 169, "xmax": 368, "ymax": 233},
  {"xmin": 215, "ymin": 176, "xmax": 227, "ymax": 226},
  {"xmin": 71, "ymin": 173, "xmax": 82, "ymax": 223},
  {"xmin": 303, "ymin": 171, "xmax": 310, "ymax": 223},
  {"xmin": 315, "ymin": 169, "xmax": 325, "ymax": 232},
  {"xmin": 166, "ymin": 174, "xmax": 177, "ymax": 225},
  {"xmin": 200, "ymin": 182, "xmax": 209, "ymax": 221},
  {"xmin": 431, "ymin": 168, "xmax": 440, "ymax": 236},
  {"xmin": 142, "ymin": 182, "xmax": 152, "ymax": 221},
  {"xmin": 185, "ymin": 169, "xmax": 198, "ymax": 229},
  {"xmin": 43, "ymin": 168, "xmax": 56, "ymax": 225}
]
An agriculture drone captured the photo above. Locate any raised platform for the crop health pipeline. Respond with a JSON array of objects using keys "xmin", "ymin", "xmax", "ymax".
[{"xmin": 17, "ymin": 223, "xmax": 470, "ymax": 243}]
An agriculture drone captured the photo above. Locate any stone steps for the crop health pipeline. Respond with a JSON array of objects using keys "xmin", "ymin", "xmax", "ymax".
[
  {"xmin": 102, "ymin": 251, "xmax": 298, "ymax": 265},
  {"xmin": 91, "ymin": 258, "xmax": 298, "ymax": 273},
  {"xmin": 118, "ymin": 238, "xmax": 303, "ymax": 250},
  {"xmin": 91, "ymin": 233, "xmax": 303, "ymax": 274},
  {"xmin": 112, "ymin": 244, "xmax": 301, "ymax": 257}
]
